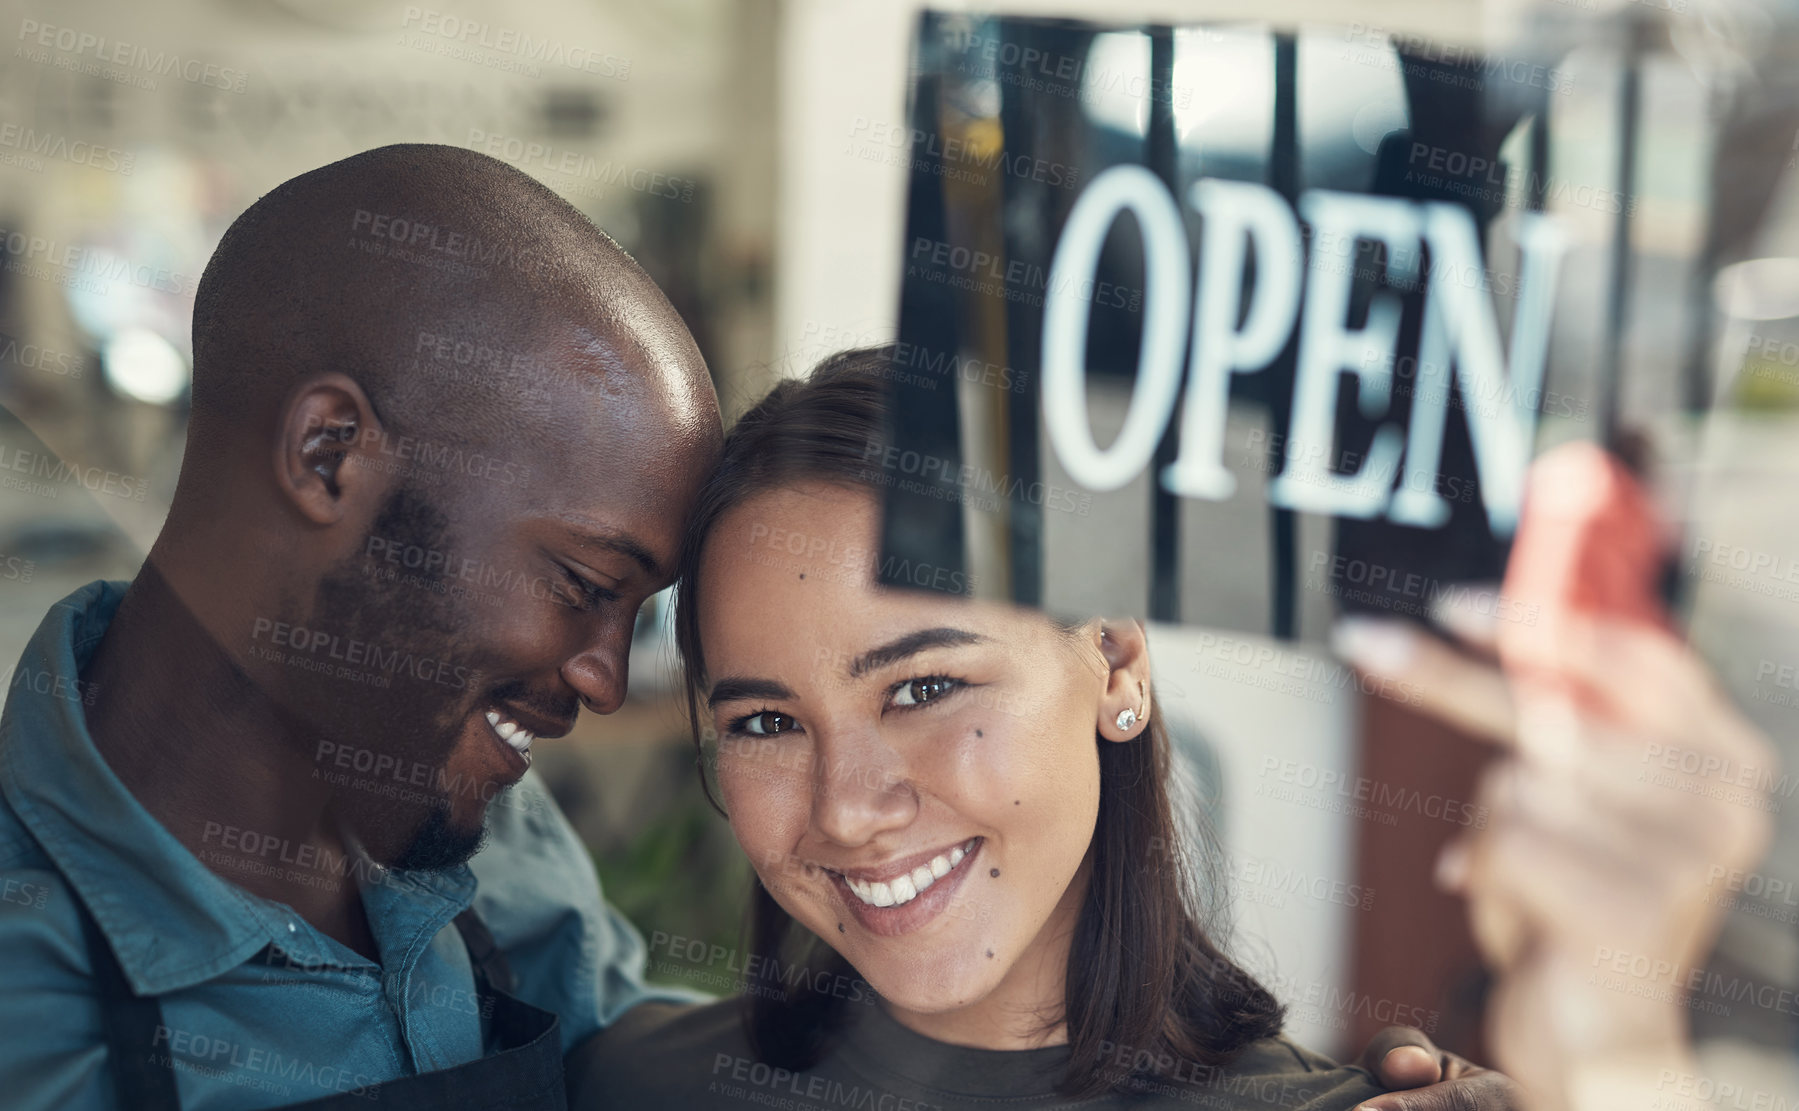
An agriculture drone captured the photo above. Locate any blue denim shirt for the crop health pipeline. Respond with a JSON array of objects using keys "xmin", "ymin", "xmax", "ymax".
[{"xmin": 0, "ymin": 580, "xmax": 691, "ymax": 1109}]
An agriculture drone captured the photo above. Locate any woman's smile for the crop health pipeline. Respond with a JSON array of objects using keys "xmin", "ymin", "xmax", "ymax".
[{"xmin": 820, "ymin": 837, "xmax": 984, "ymax": 937}]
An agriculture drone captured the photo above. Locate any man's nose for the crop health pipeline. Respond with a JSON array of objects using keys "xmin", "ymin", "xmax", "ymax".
[
  {"xmin": 560, "ymin": 627, "xmax": 632, "ymax": 716},
  {"xmin": 810, "ymin": 731, "xmax": 918, "ymax": 847}
]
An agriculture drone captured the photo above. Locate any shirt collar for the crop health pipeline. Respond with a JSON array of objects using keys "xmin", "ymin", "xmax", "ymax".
[{"xmin": 0, "ymin": 580, "xmax": 475, "ymax": 995}]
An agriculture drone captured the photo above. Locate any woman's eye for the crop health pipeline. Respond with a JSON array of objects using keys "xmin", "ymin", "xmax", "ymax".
[
  {"xmin": 890, "ymin": 676, "xmax": 959, "ymax": 709},
  {"xmin": 736, "ymin": 711, "xmax": 799, "ymax": 736}
]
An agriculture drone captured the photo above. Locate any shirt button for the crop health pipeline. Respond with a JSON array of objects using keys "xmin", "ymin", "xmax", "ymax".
[{"xmin": 287, "ymin": 922, "xmax": 297, "ymax": 933}]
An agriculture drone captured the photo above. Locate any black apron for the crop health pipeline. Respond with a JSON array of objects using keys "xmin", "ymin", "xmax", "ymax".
[{"xmin": 74, "ymin": 895, "xmax": 567, "ymax": 1110}]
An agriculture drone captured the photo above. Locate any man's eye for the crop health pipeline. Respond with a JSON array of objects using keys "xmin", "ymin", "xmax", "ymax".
[
  {"xmin": 734, "ymin": 711, "xmax": 799, "ymax": 736},
  {"xmin": 558, "ymin": 566, "xmax": 618, "ymax": 611},
  {"xmin": 890, "ymin": 676, "xmax": 959, "ymax": 709}
]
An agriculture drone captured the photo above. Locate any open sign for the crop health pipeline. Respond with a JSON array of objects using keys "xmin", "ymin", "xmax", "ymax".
[
  {"xmin": 879, "ymin": 11, "xmax": 1698, "ymax": 636},
  {"xmin": 1040, "ymin": 165, "xmax": 1565, "ymax": 537}
]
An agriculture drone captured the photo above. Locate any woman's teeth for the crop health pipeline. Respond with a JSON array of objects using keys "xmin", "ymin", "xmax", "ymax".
[
  {"xmin": 485, "ymin": 710, "xmax": 534, "ymax": 758},
  {"xmin": 841, "ymin": 839, "xmax": 978, "ymax": 908}
]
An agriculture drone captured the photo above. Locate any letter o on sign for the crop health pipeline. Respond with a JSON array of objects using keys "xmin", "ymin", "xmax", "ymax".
[{"xmin": 1041, "ymin": 165, "xmax": 1190, "ymax": 492}]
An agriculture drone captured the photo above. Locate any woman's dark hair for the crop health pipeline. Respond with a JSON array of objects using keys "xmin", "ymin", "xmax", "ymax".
[{"xmin": 671, "ymin": 346, "xmax": 1284, "ymax": 1099}]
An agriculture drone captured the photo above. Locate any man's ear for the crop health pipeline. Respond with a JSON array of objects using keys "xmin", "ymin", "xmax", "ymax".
[
  {"xmin": 1096, "ymin": 618, "xmax": 1152, "ymax": 743},
  {"xmin": 275, "ymin": 374, "xmax": 385, "ymax": 526}
]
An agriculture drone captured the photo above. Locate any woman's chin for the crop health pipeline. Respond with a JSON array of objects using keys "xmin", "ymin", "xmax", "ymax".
[{"xmin": 859, "ymin": 960, "xmax": 1006, "ymax": 1018}]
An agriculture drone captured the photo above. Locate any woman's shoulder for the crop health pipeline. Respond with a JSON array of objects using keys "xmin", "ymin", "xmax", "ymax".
[
  {"xmin": 1193, "ymin": 1034, "xmax": 1385, "ymax": 1110},
  {"xmin": 1111, "ymin": 1034, "xmax": 1382, "ymax": 1109},
  {"xmin": 568, "ymin": 1002, "xmax": 1386, "ymax": 1110},
  {"xmin": 566, "ymin": 996, "xmax": 755, "ymax": 1111}
]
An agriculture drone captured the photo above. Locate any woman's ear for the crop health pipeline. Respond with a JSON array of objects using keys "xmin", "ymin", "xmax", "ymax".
[{"xmin": 1096, "ymin": 618, "xmax": 1152, "ymax": 743}]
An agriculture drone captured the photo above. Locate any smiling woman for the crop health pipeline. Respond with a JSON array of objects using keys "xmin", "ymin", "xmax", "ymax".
[{"xmin": 565, "ymin": 347, "xmax": 1385, "ymax": 1110}]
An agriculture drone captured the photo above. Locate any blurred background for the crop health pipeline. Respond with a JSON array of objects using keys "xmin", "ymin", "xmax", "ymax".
[{"xmin": 2, "ymin": 0, "xmax": 1797, "ymax": 1074}]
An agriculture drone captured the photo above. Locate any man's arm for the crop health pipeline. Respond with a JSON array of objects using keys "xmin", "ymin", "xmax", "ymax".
[{"xmin": 467, "ymin": 770, "xmax": 703, "ymax": 1052}]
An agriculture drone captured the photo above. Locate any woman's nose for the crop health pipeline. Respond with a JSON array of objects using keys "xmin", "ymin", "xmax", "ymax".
[{"xmin": 809, "ymin": 732, "xmax": 918, "ymax": 847}]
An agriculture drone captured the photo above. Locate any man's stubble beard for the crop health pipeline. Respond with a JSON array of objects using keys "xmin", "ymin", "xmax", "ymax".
[
  {"xmin": 387, "ymin": 801, "xmax": 490, "ymax": 871},
  {"xmin": 309, "ymin": 482, "xmax": 494, "ymax": 872}
]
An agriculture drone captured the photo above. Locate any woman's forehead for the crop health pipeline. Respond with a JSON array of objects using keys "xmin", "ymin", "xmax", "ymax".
[
  {"xmin": 694, "ymin": 484, "xmax": 1095, "ymax": 667},
  {"xmin": 712, "ymin": 483, "xmax": 878, "ymax": 552}
]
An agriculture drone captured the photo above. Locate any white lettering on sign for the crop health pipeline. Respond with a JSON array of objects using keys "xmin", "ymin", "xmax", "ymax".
[
  {"xmin": 1269, "ymin": 190, "xmax": 1420, "ymax": 519},
  {"xmin": 1041, "ymin": 165, "xmax": 1190, "ymax": 492},
  {"xmin": 1389, "ymin": 207, "xmax": 1564, "ymax": 533},
  {"xmin": 1040, "ymin": 165, "xmax": 1565, "ymax": 536},
  {"xmin": 1163, "ymin": 179, "xmax": 1302, "ymax": 500}
]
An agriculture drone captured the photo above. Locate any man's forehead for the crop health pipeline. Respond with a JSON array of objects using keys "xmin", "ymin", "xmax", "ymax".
[
  {"xmin": 495, "ymin": 325, "xmax": 637, "ymax": 405},
  {"xmin": 426, "ymin": 314, "xmax": 715, "ymax": 572},
  {"xmin": 408, "ymin": 311, "xmax": 689, "ymax": 397}
]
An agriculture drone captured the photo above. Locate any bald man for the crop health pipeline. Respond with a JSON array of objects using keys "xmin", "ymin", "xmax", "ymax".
[
  {"xmin": 0, "ymin": 145, "xmax": 1517, "ymax": 1111},
  {"xmin": 0, "ymin": 144, "xmax": 720, "ymax": 1109}
]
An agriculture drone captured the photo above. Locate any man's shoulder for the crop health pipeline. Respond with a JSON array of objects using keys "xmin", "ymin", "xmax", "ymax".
[{"xmin": 566, "ymin": 997, "xmax": 748, "ymax": 1110}]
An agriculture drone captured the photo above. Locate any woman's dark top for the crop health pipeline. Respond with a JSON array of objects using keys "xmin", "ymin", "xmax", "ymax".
[{"xmin": 568, "ymin": 997, "xmax": 1384, "ymax": 1110}]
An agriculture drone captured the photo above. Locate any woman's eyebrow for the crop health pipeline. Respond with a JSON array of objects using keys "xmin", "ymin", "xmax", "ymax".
[
  {"xmin": 707, "ymin": 677, "xmax": 795, "ymax": 708},
  {"xmin": 707, "ymin": 629, "xmax": 985, "ymax": 707},
  {"xmin": 848, "ymin": 627, "xmax": 986, "ymax": 678}
]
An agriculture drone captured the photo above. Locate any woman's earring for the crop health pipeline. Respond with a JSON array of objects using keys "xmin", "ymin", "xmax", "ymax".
[{"xmin": 1115, "ymin": 708, "xmax": 1138, "ymax": 731}]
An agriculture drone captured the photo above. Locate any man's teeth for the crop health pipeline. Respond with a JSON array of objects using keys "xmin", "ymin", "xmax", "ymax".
[
  {"xmin": 841, "ymin": 841, "xmax": 976, "ymax": 909},
  {"xmin": 485, "ymin": 710, "xmax": 534, "ymax": 756}
]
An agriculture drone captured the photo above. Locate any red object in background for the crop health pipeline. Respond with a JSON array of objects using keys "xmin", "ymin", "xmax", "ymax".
[
  {"xmin": 1348, "ymin": 689, "xmax": 1498, "ymax": 1061},
  {"xmin": 1498, "ymin": 441, "xmax": 1671, "ymax": 688},
  {"xmin": 1350, "ymin": 441, "xmax": 1675, "ymax": 1057}
]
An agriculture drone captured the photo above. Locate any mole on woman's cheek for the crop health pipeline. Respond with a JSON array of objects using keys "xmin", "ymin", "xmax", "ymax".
[
  {"xmin": 837, "ymin": 923, "xmax": 844, "ymax": 933},
  {"xmin": 974, "ymin": 729, "xmax": 983, "ymax": 738},
  {"xmin": 989, "ymin": 868, "xmax": 1000, "ymax": 878},
  {"xmin": 986, "ymin": 950, "xmax": 994, "ymax": 959}
]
